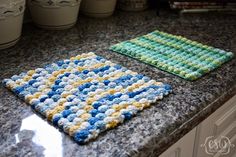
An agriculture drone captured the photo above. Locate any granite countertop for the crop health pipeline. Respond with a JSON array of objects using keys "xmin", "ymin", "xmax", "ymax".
[{"xmin": 0, "ymin": 9, "xmax": 236, "ymax": 157}]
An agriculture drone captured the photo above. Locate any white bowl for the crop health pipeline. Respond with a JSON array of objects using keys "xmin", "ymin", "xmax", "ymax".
[
  {"xmin": 0, "ymin": 0, "xmax": 25, "ymax": 49},
  {"xmin": 28, "ymin": 0, "xmax": 81, "ymax": 30},
  {"xmin": 80, "ymin": 0, "xmax": 117, "ymax": 18}
]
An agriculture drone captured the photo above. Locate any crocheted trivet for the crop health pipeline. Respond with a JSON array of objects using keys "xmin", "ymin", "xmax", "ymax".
[
  {"xmin": 3, "ymin": 52, "xmax": 171, "ymax": 144},
  {"xmin": 110, "ymin": 30, "xmax": 234, "ymax": 80}
]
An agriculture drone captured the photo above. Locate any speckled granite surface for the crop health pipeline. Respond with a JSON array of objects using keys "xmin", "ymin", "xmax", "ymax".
[{"xmin": 0, "ymin": 9, "xmax": 236, "ymax": 157}]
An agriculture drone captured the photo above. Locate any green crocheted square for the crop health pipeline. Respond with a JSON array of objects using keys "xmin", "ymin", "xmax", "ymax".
[{"xmin": 110, "ymin": 30, "xmax": 234, "ymax": 80}]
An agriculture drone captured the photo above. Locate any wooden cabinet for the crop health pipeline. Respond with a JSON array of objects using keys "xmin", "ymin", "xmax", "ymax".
[
  {"xmin": 160, "ymin": 95, "xmax": 236, "ymax": 157},
  {"xmin": 159, "ymin": 128, "xmax": 196, "ymax": 157},
  {"xmin": 194, "ymin": 95, "xmax": 236, "ymax": 157}
]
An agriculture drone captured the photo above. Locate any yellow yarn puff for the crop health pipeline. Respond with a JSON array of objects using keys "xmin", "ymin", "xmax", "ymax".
[
  {"xmin": 108, "ymin": 89, "xmax": 116, "ymax": 94},
  {"xmin": 106, "ymin": 120, "xmax": 119, "ymax": 129},
  {"xmin": 25, "ymin": 95, "xmax": 34, "ymax": 103},
  {"xmin": 27, "ymin": 70, "xmax": 35, "ymax": 76},
  {"xmin": 77, "ymin": 66, "xmax": 84, "ymax": 71},
  {"xmin": 61, "ymin": 92, "xmax": 71, "ymax": 98},
  {"xmin": 46, "ymin": 106, "xmax": 65, "ymax": 121},
  {"xmin": 84, "ymin": 105, "xmax": 93, "ymax": 112},
  {"xmin": 32, "ymin": 92, "xmax": 42, "ymax": 99},
  {"xmin": 86, "ymin": 99, "xmax": 94, "ymax": 105},
  {"xmin": 45, "ymin": 81, "xmax": 53, "ymax": 86},
  {"xmin": 69, "ymin": 125, "xmax": 82, "ymax": 136},
  {"xmin": 111, "ymin": 112, "xmax": 121, "ymax": 118},
  {"xmin": 80, "ymin": 113, "xmax": 91, "ymax": 120},
  {"xmin": 70, "ymin": 56, "xmax": 76, "ymax": 61},
  {"xmin": 92, "ymin": 63, "xmax": 105, "ymax": 69},
  {"xmin": 60, "ymin": 69, "xmax": 66, "ymax": 74},
  {"xmin": 155, "ymin": 82, "xmax": 163, "ymax": 86},
  {"xmin": 133, "ymin": 102, "xmax": 143, "ymax": 110},
  {"xmin": 142, "ymin": 102, "xmax": 151, "ymax": 109},
  {"xmin": 23, "ymin": 76, "xmax": 31, "ymax": 81},
  {"xmin": 112, "ymin": 104, "xmax": 124, "ymax": 111},
  {"xmin": 52, "ymin": 71, "xmax": 60, "ymax": 77},
  {"xmin": 7, "ymin": 83, "xmax": 17, "ymax": 89},
  {"xmin": 58, "ymin": 99, "xmax": 67, "ymax": 105},
  {"xmin": 127, "ymin": 86, "xmax": 134, "ymax": 92}
]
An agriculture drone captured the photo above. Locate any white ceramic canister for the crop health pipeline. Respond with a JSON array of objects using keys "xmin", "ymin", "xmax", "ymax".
[
  {"xmin": 0, "ymin": 0, "xmax": 25, "ymax": 50},
  {"xmin": 80, "ymin": 0, "xmax": 117, "ymax": 18},
  {"xmin": 28, "ymin": 0, "xmax": 81, "ymax": 30},
  {"xmin": 118, "ymin": 0, "xmax": 148, "ymax": 11}
]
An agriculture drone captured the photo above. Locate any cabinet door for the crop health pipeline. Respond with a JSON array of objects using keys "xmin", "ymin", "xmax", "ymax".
[
  {"xmin": 194, "ymin": 95, "xmax": 236, "ymax": 157},
  {"xmin": 159, "ymin": 128, "xmax": 196, "ymax": 157}
]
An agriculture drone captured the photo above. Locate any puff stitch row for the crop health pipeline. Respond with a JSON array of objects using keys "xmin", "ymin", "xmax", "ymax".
[{"xmin": 3, "ymin": 52, "xmax": 171, "ymax": 144}]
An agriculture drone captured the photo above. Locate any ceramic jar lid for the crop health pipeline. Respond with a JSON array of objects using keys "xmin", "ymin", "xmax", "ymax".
[
  {"xmin": 28, "ymin": 0, "xmax": 81, "ymax": 7},
  {"xmin": 0, "ymin": 0, "xmax": 25, "ymax": 20}
]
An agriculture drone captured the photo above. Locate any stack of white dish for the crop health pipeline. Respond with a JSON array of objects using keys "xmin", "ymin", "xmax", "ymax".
[
  {"xmin": 80, "ymin": 0, "xmax": 117, "ymax": 18},
  {"xmin": 28, "ymin": 0, "xmax": 81, "ymax": 30},
  {"xmin": 0, "ymin": 0, "xmax": 25, "ymax": 49}
]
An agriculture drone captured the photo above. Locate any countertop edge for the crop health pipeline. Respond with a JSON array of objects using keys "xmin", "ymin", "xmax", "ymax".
[{"xmin": 131, "ymin": 85, "xmax": 236, "ymax": 157}]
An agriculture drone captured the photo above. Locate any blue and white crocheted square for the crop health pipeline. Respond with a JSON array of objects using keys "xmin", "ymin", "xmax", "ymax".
[{"xmin": 3, "ymin": 52, "xmax": 171, "ymax": 144}]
